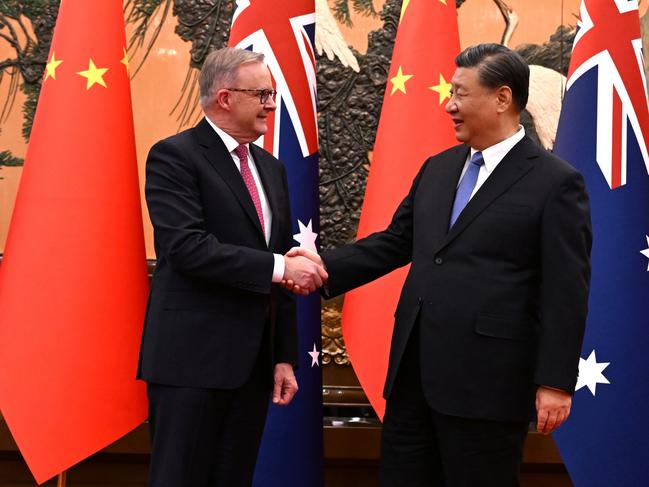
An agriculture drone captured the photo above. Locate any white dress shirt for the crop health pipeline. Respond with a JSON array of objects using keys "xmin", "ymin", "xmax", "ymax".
[
  {"xmin": 458, "ymin": 126, "xmax": 526, "ymax": 200},
  {"xmin": 205, "ymin": 116, "xmax": 285, "ymax": 282}
]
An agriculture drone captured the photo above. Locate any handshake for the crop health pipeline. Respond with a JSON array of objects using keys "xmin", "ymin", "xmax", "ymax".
[{"xmin": 281, "ymin": 247, "xmax": 327, "ymax": 295}]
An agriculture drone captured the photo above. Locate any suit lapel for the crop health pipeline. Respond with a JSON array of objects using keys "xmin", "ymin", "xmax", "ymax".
[
  {"xmin": 429, "ymin": 145, "xmax": 469, "ymax": 248},
  {"xmin": 194, "ymin": 119, "xmax": 266, "ymax": 244},
  {"xmin": 435, "ymin": 136, "xmax": 539, "ymax": 253},
  {"xmin": 250, "ymin": 144, "xmax": 281, "ymax": 249}
]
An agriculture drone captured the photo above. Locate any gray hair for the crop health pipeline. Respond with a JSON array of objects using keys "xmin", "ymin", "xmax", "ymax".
[{"xmin": 199, "ymin": 48, "xmax": 265, "ymax": 108}]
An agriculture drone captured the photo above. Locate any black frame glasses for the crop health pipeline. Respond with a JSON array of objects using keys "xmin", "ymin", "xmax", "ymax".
[{"xmin": 226, "ymin": 88, "xmax": 277, "ymax": 104}]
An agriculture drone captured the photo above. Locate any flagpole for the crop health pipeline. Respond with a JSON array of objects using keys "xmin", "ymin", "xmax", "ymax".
[{"xmin": 57, "ymin": 471, "xmax": 67, "ymax": 487}]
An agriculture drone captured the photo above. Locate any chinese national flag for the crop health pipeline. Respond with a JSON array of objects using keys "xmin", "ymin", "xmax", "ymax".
[
  {"xmin": 341, "ymin": 0, "xmax": 460, "ymax": 419},
  {"xmin": 0, "ymin": 1, "xmax": 148, "ymax": 483}
]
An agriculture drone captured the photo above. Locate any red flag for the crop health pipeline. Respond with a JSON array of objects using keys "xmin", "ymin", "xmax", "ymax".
[
  {"xmin": 341, "ymin": 1, "xmax": 461, "ymax": 419},
  {"xmin": 0, "ymin": 1, "xmax": 148, "ymax": 483}
]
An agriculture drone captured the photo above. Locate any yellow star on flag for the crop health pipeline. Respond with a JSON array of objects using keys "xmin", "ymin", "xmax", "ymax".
[
  {"xmin": 440, "ymin": 0, "xmax": 448, "ymax": 5},
  {"xmin": 429, "ymin": 73, "xmax": 452, "ymax": 104},
  {"xmin": 77, "ymin": 59, "xmax": 108, "ymax": 89},
  {"xmin": 45, "ymin": 52, "xmax": 63, "ymax": 81},
  {"xmin": 399, "ymin": 0, "xmax": 410, "ymax": 23},
  {"xmin": 120, "ymin": 47, "xmax": 130, "ymax": 74},
  {"xmin": 390, "ymin": 66, "xmax": 414, "ymax": 96}
]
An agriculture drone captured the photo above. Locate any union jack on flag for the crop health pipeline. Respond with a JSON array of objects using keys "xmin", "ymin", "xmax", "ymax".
[
  {"xmin": 228, "ymin": 2, "xmax": 323, "ymax": 486},
  {"xmin": 554, "ymin": 1, "xmax": 649, "ymax": 485},
  {"xmin": 229, "ymin": 1, "xmax": 318, "ymax": 158},
  {"xmin": 566, "ymin": 0, "xmax": 649, "ymax": 189}
]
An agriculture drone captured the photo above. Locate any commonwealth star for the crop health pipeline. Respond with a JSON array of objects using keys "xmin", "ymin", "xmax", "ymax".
[
  {"xmin": 576, "ymin": 350, "xmax": 610, "ymax": 396},
  {"xmin": 641, "ymin": 235, "xmax": 649, "ymax": 271},
  {"xmin": 293, "ymin": 219, "xmax": 318, "ymax": 252}
]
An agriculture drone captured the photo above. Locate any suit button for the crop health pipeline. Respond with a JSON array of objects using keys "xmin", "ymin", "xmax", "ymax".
[{"xmin": 434, "ymin": 257, "xmax": 443, "ymax": 265}]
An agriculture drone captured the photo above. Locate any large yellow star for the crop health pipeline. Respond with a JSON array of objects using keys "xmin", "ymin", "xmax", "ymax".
[
  {"xmin": 429, "ymin": 73, "xmax": 452, "ymax": 104},
  {"xmin": 120, "ymin": 47, "xmax": 130, "ymax": 74},
  {"xmin": 440, "ymin": 0, "xmax": 448, "ymax": 5},
  {"xmin": 77, "ymin": 59, "xmax": 108, "ymax": 89},
  {"xmin": 45, "ymin": 52, "xmax": 63, "ymax": 81},
  {"xmin": 399, "ymin": 0, "xmax": 410, "ymax": 23},
  {"xmin": 390, "ymin": 66, "xmax": 414, "ymax": 96}
]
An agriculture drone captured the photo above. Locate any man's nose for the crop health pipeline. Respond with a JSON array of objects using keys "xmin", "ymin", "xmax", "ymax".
[
  {"xmin": 264, "ymin": 96, "xmax": 277, "ymax": 111},
  {"xmin": 445, "ymin": 97, "xmax": 456, "ymax": 113}
]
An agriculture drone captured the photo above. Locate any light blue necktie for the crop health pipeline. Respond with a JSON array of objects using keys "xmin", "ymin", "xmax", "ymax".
[{"xmin": 449, "ymin": 151, "xmax": 484, "ymax": 228}]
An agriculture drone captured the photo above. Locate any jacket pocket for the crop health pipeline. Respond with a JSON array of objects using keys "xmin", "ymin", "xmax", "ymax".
[
  {"xmin": 162, "ymin": 291, "xmax": 219, "ymax": 311},
  {"xmin": 474, "ymin": 315, "xmax": 532, "ymax": 341},
  {"xmin": 486, "ymin": 203, "xmax": 532, "ymax": 215}
]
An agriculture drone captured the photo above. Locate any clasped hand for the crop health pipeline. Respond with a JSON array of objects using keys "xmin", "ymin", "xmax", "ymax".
[{"xmin": 281, "ymin": 247, "xmax": 327, "ymax": 295}]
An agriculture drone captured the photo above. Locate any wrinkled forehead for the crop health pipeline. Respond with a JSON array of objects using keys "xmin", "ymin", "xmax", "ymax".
[
  {"xmin": 450, "ymin": 66, "xmax": 481, "ymax": 89},
  {"xmin": 233, "ymin": 61, "xmax": 272, "ymax": 87}
]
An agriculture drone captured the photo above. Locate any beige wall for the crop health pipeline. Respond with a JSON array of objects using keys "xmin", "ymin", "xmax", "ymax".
[
  {"xmin": 1, "ymin": 1, "xmax": 646, "ymax": 257},
  {"xmin": 0, "ymin": 9, "xmax": 194, "ymax": 258}
]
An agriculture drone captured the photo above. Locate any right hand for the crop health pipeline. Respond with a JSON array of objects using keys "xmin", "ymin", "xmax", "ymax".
[{"xmin": 283, "ymin": 250, "xmax": 328, "ymax": 295}]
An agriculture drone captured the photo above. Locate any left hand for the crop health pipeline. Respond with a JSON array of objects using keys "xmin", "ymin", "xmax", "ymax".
[
  {"xmin": 272, "ymin": 363, "xmax": 298, "ymax": 406},
  {"xmin": 535, "ymin": 385, "xmax": 572, "ymax": 435}
]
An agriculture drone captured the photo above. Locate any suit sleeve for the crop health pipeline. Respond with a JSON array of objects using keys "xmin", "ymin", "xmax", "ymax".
[
  {"xmin": 322, "ymin": 159, "xmax": 431, "ymax": 297},
  {"xmin": 145, "ymin": 139, "xmax": 274, "ymax": 294},
  {"xmin": 535, "ymin": 170, "xmax": 592, "ymax": 392},
  {"xmin": 273, "ymin": 165, "xmax": 298, "ymax": 366}
]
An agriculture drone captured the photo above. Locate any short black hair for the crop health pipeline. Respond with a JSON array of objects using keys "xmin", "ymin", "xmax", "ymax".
[{"xmin": 455, "ymin": 43, "xmax": 529, "ymax": 112}]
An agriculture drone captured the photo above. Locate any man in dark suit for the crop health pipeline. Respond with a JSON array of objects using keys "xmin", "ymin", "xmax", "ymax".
[
  {"xmin": 287, "ymin": 44, "xmax": 592, "ymax": 486},
  {"xmin": 138, "ymin": 47, "xmax": 327, "ymax": 487}
]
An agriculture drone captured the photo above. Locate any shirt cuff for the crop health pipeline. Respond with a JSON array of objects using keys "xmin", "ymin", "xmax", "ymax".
[{"xmin": 272, "ymin": 253, "xmax": 285, "ymax": 283}]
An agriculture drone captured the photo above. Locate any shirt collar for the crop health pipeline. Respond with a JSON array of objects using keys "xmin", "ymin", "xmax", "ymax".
[
  {"xmin": 204, "ymin": 116, "xmax": 248, "ymax": 155},
  {"xmin": 470, "ymin": 125, "xmax": 525, "ymax": 173}
]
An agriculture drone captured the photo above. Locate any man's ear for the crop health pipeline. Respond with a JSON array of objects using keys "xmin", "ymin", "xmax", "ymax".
[
  {"xmin": 495, "ymin": 85, "xmax": 513, "ymax": 113},
  {"xmin": 213, "ymin": 89, "xmax": 231, "ymax": 110}
]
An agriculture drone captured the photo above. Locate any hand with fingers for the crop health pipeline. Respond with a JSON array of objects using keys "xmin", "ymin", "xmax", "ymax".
[
  {"xmin": 535, "ymin": 385, "xmax": 572, "ymax": 435},
  {"xmin": 281, "ymin": 247, "xmax": 327, "ymax": 295},
  {"xmin": 272, "ymin": 363, "xmax": 298, "ymax": 406}
]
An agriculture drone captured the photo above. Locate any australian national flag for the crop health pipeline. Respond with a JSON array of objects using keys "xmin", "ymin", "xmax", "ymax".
[
  {"xmin": 228, "ymin": 1, "xmax": 323, "ymax": 486},
  {"xmin": 553, "ymin": 1, "xmax": 649, "ymax": 485}
]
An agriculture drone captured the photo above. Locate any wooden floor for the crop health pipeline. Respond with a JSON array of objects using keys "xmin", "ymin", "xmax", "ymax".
[
  {"xmin": 0, "ymin": 453, "xmax": 572, "ymax": 487},
  {"xmin": 0, "ymin": 417, "xmax": 572, "ymax": 486}
]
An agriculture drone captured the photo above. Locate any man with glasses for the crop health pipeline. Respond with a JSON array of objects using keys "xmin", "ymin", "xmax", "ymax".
[{"xmin": 138, "ymin": 47, "xmax": 327, "ymax": 487}]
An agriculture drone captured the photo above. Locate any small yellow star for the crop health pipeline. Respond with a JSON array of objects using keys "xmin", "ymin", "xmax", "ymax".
[
  {"xmin": 399, "ymin": 0, "xmax": 410, "ymax": 23},
  {"xmin": 45, "ymin": 52, "xmax": 63, "ymax": 81},
  {"xmin": 120, "ymin": 47, "xmax": 130, "ymax": 74},
  {"xmin": 429, "ymin": 73, "xmax": 452, "ymax": 104},
  {"xmin": 390, "ymin": 66, "xmax": 414, "ymax": 96},
  {"xmin": 440, "ymin": 0, "xmax": 448, "ymax": 5},
  {"xmin": 77, "ymin": 59, "xmax": 108, "ymax": 89}
]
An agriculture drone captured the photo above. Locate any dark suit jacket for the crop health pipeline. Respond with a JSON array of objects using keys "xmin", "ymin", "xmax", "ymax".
[
  {"xmin": 323, "ymin": 136, "xmax": 592, "ymax": 422},
  {"xmin": 138, "ymin": 119, "xmax": 297, "ymax": 390}
]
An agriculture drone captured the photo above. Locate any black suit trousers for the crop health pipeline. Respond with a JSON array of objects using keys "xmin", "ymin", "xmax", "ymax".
[
  {"xmin": 146, "ymin": 345, "xmax": 272, "ymax": 487},
  {"xmin": 380, "ymin": 323, "xmax": 529, "ymax": 487}
]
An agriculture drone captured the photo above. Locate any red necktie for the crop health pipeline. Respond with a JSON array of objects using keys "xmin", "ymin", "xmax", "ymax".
[{"xmin": 234, "ymin": 144, "xmax": 265, "ymax": 235}]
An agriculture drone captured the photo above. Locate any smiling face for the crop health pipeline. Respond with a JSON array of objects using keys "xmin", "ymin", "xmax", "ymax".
[
  {"xmin": 218, "ymin": 61, "xmax": 276, "ymax": 143},
  {"xmin": 445, "ymin": 66, "xmax": 503, "ymax": 150}
]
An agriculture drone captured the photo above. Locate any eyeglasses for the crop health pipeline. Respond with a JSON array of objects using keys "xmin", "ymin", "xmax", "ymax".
[{"xmin": 226, "ymin": 88, "xmax": 277, "ymax": 104}]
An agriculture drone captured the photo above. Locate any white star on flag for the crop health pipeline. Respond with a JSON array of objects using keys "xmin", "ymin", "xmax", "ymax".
[
  {"xmin": 641, "ymin": 235, "xmax": 649, "ymax": 271},
  {"xmin": 307, "ymin": 343, "xmax": 320, "ymax": 367},
  {"xmin": 293, "ymin": 219, "xmax": 318, "ymax": 252},
  {"xmin": 576, "ymin": 350, "xmax": 610, "ymax": 396}
]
